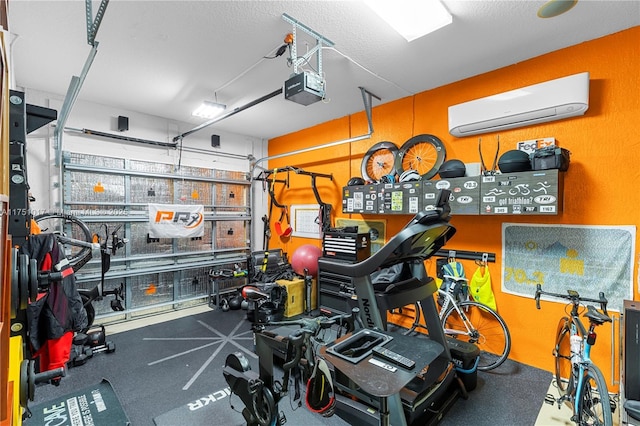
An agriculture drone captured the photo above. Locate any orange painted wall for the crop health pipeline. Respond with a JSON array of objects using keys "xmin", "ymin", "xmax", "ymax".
[{"xmin": 267, "ymin": 27, "xmax": 640, "ymax": 387}]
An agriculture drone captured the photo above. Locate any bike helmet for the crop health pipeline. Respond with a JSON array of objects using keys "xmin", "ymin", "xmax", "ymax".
[
  {"xmin": 438, "ymin": 159, "xmax": 466, "ymax": 178},
  {"xmin": 380, "ymin": 174, "xmax": 396, "ymax": 184},
  {"xmin": 498, "ymin": 150, "xmax": 532, "ymax": 173},
  {"xmin": 347, "ymin": 177, "xmax": 365, "ymax": 186},
  {"xmin": 306, "ymin": 358, "xmax": 336, "ymax": 416},
  {"xmin": 399, "ymin": 169, "xmax": 421, "ymax": 182}
]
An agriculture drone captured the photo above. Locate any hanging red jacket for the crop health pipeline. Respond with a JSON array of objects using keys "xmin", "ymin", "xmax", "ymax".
[{"xmin": 21, "ymin": 233, "xmax": 88, "ymax": 371}]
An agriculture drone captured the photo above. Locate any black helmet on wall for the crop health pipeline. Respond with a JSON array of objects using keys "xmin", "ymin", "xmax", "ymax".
[
  {"xmin": 498, "ymin": 150, "xmax": 532, "ymax": 173},
  {"xmin": 347, "ymin": 177, "xmax": 366, "ymax": 186},
  {"xmin": 438, "ymin": 159, "xmax": 466, "ymax": 178}
]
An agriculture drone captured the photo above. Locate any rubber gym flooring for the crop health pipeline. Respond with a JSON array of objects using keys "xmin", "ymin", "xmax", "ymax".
[{"xmin": 27, "ymin": 305, "xmax": 554, "ymax": 426}]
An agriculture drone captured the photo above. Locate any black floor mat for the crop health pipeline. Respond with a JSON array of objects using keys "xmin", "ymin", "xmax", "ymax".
[
  {"xmin": 28, "ymin": 307, "xmax": 552, "ymax": 426},
  {"xmin": 26, "ymin": 378, "xmax": 129, "ymax": 425}
]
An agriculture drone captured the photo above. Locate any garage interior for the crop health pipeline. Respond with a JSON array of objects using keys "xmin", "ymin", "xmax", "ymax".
[{"xmin": 1, "ymin": 1, "xmax": 640, "ymax": 426}]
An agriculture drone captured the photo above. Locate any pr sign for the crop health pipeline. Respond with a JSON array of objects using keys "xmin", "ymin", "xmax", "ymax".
[{"xmin": 148, "ymin": 203, "xmax": 204, "ymax": 238}]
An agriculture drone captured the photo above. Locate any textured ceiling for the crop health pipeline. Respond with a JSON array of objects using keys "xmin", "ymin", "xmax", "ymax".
[{"xmin": 7, "ymin": 1, "xmax": 640, "ymax": 141}]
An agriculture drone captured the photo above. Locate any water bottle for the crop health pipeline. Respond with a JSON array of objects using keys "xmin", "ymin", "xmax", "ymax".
[{"xmin": 570, "ymin": 334, "xmax": 581, "ymax": 364}]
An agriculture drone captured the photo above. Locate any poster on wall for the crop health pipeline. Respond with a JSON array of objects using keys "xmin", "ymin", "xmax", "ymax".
[
  {"xmin": 502, "ymin": 223, "xmax": 635, "ymax": 312},
  {"xmin": 290, "ymin": 204, "xmax": 321, "ymax": 239},
  {"xmin": 148, "ymin": 204, "xmax": 204, "ymax": 238}
]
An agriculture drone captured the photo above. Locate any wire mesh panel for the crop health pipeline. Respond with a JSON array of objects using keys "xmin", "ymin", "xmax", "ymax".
[
  {"xmin": 215, "ymin": 170, "xmax": 248, "ymax": 180},
  {"xmin": 215, "ymin": 220, "xmax": 248, "ymax": 250},
  {"xmin": 129, "ymin": 271, "xmax": 174, "ymax": 308},
  {"xmin": 66, "ymin": 171, "xmax": 125, "ymax": 205},
  {"xmin": 130, "ymin": 176, "xmax": 174, "ymax": 207},
  {"xmin": 129, "ymin": 222, "xmax": 173, "ymax": 255},
  {"xmin": 215, "ymin": 183, "xmax": 248, "ymax": 212},
  {"xmin": 179, "ymin": 165, "xmax": 215, "ymax": 178},
  {"xmin": 174, "ymin": 180, "xmax": 213, "ymax": 205},
  {"xmin": 60, "ymin": 151, "xmax": 250, "ymax": 319},
  {"xmin": 176, "ymin": 221, "xmax": 213, "ymax": 252},
  {"xmin": 128, "ymin": 159, "xmax": 175, "ymax": 174},
  {"xmin": 65, "ymin": 152, "xmax": 125, "ymax": 169},
  {"xmin": 176, "ymin": 268, "xmax": 210, "ymax": 299}
]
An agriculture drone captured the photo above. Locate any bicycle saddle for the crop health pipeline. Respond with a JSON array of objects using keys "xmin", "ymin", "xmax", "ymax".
[
  {"xmin": 584, "ymin": 305, "xmax": 612, "ymax": 324},
  {"xmin": 242, "ymin": 286, "xmax": 269, "ymax": 301}
]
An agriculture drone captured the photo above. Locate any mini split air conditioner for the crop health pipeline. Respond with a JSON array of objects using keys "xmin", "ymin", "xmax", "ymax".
[{"xmin": 448, "ymin": 72, "xmax": 589, "ymax": 137}]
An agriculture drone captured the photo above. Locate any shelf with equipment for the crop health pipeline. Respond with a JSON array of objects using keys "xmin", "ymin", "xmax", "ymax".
[{"xmin": 343, "ymin": 169, "xmax": 564, "ymax": 216}]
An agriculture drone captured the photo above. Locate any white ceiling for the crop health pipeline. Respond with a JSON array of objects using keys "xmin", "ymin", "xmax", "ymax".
[{"xmin": 7, "ymin": 1, "xmax": 640, "ymax": 141}]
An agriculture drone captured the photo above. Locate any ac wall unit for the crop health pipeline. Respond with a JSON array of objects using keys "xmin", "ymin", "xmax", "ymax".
[{"xmin": 448, "ymin": 72, "xmax": 589, "ymax": 137}]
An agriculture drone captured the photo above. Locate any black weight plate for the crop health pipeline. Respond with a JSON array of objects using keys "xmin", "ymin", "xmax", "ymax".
[
  {"xmin": 18, "ymin": 254, "xmax": 29, "ymax": 310},
  {"xmin": 19, "ymin": 360, "xmax": 29, "ymax": 408},
  {"xmin": 11, "ymin": 249, "xmax": 19, "ymax": 319},
  {"xmin": 29, "ymin": 258, "xmax": 38, "ymax": 302}
]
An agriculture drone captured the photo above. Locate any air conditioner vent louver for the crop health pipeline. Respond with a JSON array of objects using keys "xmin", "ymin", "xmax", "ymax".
[{"xmin": 448, "ymin": 72, "xmax": 589, "ymax": 137}]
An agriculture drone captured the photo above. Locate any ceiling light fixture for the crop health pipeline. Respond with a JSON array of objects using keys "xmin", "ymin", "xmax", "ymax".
[
  {"xmin": 363, "ymin": 0, "xmax": 452, "ymax": 42},
  {"xmin": 192, "ymin": 101, "xmax": 226, "ymax": 119},
  {"xmin": 537, "ymin": 0, "xmax": 578, "ymax": 18}
]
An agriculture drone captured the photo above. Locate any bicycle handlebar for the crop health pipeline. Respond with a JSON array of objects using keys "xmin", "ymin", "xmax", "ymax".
[
  {"xmin": 262, "ymin": 310, "xmax": 356, "ymax": 336},
  {"xmin": 534, "ymin": 284, "xmax": 608, "ymax": 316},
  {"xmin": 282, "ymin": 329, "xmax": 306, "ymax": 372}
]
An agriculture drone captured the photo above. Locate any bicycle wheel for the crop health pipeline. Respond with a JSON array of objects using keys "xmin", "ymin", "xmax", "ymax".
[
  {"xmin": 578, "ymin": 364, "xmax": 613, "ymax": 426},
  {"xmin": 554, "ymin": 318, "xmax": 574, "ymax": 396},
  {"xmin": 394, "ymin": 134, "xmax": 446, "ymax": 180},
  {"xmin": 403, "ymin": 301, "xmax": 424, "ymax": 335},
  {"xmin": 361, "ymin": 141, "xmax": 399, "ymax": 183},
  {"xmin": 442, "ymin": 300, "xmax": 511, "ymax": 371},
  {"xmin": 34, "ymin": 213, "xmax": 93, "ymax": 271}
]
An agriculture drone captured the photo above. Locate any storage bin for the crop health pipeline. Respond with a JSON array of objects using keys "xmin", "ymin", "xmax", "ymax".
[
  {"xmin": 447, "ymin": 337, "xmax": 480, "ymax": 392},
  {"xmin": 531, "ymin": 146, "xmax": 570, "ymax": 171}
]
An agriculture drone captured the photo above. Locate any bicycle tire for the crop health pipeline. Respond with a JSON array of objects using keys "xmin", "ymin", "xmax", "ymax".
[
  {"xmin": 403, "ymin": 301, "xmax": 426, "ymax": 335},
  {"xmin": 34, "ymin": 212, "xmax": 93, "ymax": 271},
  {"xmin": 554, "ymin": 318, "xmax": 574, "ymax": 396},
  {"xmin": 361, "ymin": 141, "xmax": 399, "ymax": 183},
  {"xmin": 442, "ymin": 300, "xmax": 511, "ymax": 371},
  {"xmin": 578, "ymin": 363, "xmax": 613, "ymax": 426},
  {"xmin": 394, "ymin": 134, "xmax": 446, "ymax": 180}
]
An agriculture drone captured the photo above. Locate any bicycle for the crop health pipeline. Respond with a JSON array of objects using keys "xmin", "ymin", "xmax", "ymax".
[
  {"xmin": 534, "ymin": 284, "xmax": 614, "ymax": 426},
  {"xmin": 405, "ymin": 273, "xmax": 511, "ymax": 371},
  {"xmin": 34, "ymin": 212, "xmax": 127, "ymax": 329},
  {"xmin": 224, "ymin": 288, "xmax": 359, "ymax": 425}
]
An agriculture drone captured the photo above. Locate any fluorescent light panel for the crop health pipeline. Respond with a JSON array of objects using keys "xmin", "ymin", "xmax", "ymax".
[
  {"xmin": 192, "ymin": 101, "xmax": 226, "ymax": 119},
  {"xmin": 364, "ymin": 0, "xmax": 452, "ymax": 42}
]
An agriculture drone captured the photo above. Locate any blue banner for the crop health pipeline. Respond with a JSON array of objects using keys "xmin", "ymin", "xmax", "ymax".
[{"xmin": 502, "ymin": 223, "xmax": 635, "ymax": 312}]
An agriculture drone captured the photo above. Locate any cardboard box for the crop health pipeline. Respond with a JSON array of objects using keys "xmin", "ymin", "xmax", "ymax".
[
  {"xmin": 479, "ymin": 169, "xmax": 563, "ymax": 215},
  {"xmin": 423, "ymin": 177, "xmax": 481, "ymax": 215},
  {"xmin": 342, "ymin": 184, "xmax": 380, "ymax": 214},
  {"xmin": 276, "ymin": 278, "xmax": 317, "ymax": 317}
]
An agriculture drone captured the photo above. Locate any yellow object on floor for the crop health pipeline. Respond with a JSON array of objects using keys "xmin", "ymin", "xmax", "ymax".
[{"xmin": 276, "ymin": 278, "xmax": 317, "ymax": 317}]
